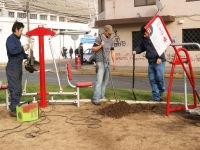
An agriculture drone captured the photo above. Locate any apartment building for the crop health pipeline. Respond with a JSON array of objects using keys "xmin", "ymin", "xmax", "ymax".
[{"xmin": 95, "ymin": 0, "xmax": 200, "ymax": 67}]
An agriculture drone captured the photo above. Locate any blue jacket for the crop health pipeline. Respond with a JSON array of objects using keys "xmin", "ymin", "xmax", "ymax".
[
  {"xmin": 135, "ymin": 37, "xmax": 166, "ymax": 63},
  {"xmin": 6, "ymin": 33, "xmax": 28, "ymax": 68}
]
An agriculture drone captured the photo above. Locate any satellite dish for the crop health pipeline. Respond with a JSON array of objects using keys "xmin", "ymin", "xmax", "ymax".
[{"xmin": 156, "ymin": 0, "xmax": 165, "ymax": 11}]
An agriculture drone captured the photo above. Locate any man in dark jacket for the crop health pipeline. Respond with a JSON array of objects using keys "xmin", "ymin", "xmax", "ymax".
[
  {"xmin": 6, "ymin": 21, "xmax": 30, "ymax": 117},
  {"xmin": 78, "ymin": 43, "xmax": 84, "ymax": 65},
  {"xmin": 69, "ymin": 46, "xmax": 73, "ymax": 59},
  {"xmin": 63, "ymin": 47, "xmax": 67, "ymax": 59},
  {"xmin": 132, "ymin": 24, "xmax": 166, "ymax": 102}
]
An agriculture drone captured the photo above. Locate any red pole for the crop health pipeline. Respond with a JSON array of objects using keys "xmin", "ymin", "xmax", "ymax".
[
  {"xmin": 37, "ymin": 35, "xmax": 48, "ymax": 108},
  {"xmin": 26, "ymin": 26, "xmax": 55, "ymax": 108}
]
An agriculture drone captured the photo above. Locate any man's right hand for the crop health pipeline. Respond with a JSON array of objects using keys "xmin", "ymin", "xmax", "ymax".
[
  {"xmin": 23, "ymin": 44, "xmax": 30, "ymax": 51},
  {"xmin": 100, "ymin": 41, "xmax": 104, "ymax": 47},
  {"xmin": 132, "ymin": 51, "xmax": 136, "ymax": 55}
]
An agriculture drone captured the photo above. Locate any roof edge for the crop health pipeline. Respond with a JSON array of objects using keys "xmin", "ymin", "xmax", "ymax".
[{"xmin": 95, "ymin": 15, "xmax": 175, "ymax": 27}]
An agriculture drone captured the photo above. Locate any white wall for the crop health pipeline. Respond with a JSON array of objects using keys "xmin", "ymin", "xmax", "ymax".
[
  {"xmin": 0, "ymin": 15, "xmax": 91, "ymax": 63},
  {"xmin": 104, "ymin": 0, "xmax": 200, "ymax": 19}
]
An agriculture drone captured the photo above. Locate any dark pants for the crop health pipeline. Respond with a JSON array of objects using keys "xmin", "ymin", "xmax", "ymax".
[
  {"xmin": 6, "ymin": 66, "xmax": 22, "ymax": 112},
  {"xmin": 80, "ymin": 54, "xmax": 83, "ymax": 65}
]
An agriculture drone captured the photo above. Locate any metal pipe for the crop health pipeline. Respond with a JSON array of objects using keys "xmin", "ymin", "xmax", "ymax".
[
  {"xmin": 170, "ymin": 43, "xmax": 200, "ymax": 49},
  {"xmin": 49, "ymin": 37, "xmax": 63, "ymax": 92}
]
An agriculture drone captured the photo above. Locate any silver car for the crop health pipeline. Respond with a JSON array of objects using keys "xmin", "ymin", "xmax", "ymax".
[{"xmin": 83, "ymin": 48, "xmax": 96, "ymax": 64}]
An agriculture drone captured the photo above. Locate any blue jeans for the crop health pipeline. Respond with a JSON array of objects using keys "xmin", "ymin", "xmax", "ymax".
[
  {"xmin": 148, "ymin": 62, "xmax": 165, "ymax": 100},
  {"xmin": 92, "ymin": 62, "xmax": 109, "ymax": 102}
]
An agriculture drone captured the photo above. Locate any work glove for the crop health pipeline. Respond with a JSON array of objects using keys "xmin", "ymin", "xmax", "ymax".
[{"xmin": 23, "ymin": 44, "xmax": 30, "ymax": 51}]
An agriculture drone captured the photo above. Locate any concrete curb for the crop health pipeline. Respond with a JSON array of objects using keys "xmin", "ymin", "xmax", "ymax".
[
  {"xmin": 71, "ymin": 70, "xmax": 200, "ymax": 78},
  {"xmin": 0, "ymin": 61, "xmax": 195, "ymax": 79},
  {"xmin": 50, "ymin": 69, "xmax": 200, "ymax": 78}
]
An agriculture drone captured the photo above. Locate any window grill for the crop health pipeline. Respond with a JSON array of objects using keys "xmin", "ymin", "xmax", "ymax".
[
  {"xmin": 134, "ymin": 0, "xmax": 156, "ymax": 7},
  {"xmin": 59, "ymin": 17, "xmax": 65, "ymax": 22},
  {"xmin": 30, "ymin": 14, "xmax": 37, "ymax": 19},
  {"xmin": 9, "ymin": 12, "xmax": 15, "ymax": 18},
  {"xmin": 50, "ymin": 15, "xmax": 57, "ymax": 21},
  {"xmin": 186, "ymin": 0, "xmax": 200, "ymax": 2},
  {"xmin": 17, "ymin": 12, "xmax": 26, "ymax": 18},
  {"xmin": 182, "ymin": 28, "xmax": 200, "ymax": 51},
  {"xmin": 40, "ymin": 15, "xmax": 47, "ymax": 20},
  {"xmin": 132, "ymin": 31, "xmax": 142, "ymax": 50}
]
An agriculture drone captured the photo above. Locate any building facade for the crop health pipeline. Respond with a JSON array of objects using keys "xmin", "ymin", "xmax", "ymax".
[
  {"xmin": 96, "ymin": 0, "xmax": 200, "ymax": 67},
  {"xmin": 0, "ymin": 9, "xmax": 91, "ymax": 62}
]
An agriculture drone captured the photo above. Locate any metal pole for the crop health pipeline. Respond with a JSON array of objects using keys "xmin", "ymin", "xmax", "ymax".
[
  {"xmin": 38, "ymin": 35, "xmax": 48, "ymax": 108},
  {"xmin": 132, "ymin": 54, "xmax": 137, "ymax": 100},
  {"xmin": 26, "ymin": 1, "xmax": 34, "ymax": 65},
  {"xmin": 49, "ymin": 37, "xmax": 63, "ymax": 92}
]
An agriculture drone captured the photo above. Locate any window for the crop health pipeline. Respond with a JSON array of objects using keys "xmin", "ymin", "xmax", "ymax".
[
  {"xmin": 40, "ymin": 15, "xmax": 47, "ymax": 20},
  {"xmin": 59, "ymin": 17, "xmax": 65, "ymax": 22},
  {"xmin": 9, "ymin": 12, "xmax": 15, "ymax": 18},
  {"xmin": 182, "ymin": 28, "xmax": 200, "ymax": 51},
  {"xmin": 17, "ymin": 12, "xmax": 26, "ymax": 18},
  {"xmin": 132, "ymin": 31, "xmax": 142, "ymax": 49},
  {"xmin": 98, "ymin": 0, "xmax": 105, "ymax": 13},
  {"xmin": 134, "ymin": 0, "xmax": 156, "ymax": 7},
  {"xmin": 50, "ymin": 15, "xmax": 57, "ymax": 21},
  {"xmin": 30, "ymin": 14, "xmax": 37, "ymax": 19},
  {"xmin": 186, "ymin": 0, "xmax": 200, "ymax": 2}
]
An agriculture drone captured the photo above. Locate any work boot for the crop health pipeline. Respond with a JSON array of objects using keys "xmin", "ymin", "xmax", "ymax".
[{"xmin": 10, "ymin": 111, "xmax": 16, "ymax": 117}]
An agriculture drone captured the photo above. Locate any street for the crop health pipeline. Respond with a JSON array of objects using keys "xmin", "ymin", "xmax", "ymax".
[{"xmin": 0, "ymin": 64, "xmax": 200, "ymax": 94}]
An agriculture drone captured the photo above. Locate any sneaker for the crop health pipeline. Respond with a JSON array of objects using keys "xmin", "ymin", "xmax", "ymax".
[
  {"xmin": 92, "ymin": 101, "xmax": 101, "ymax": 106},
  {"xmin": 10, "ymin": 111, "xmax": 16, "ymax": 117}
]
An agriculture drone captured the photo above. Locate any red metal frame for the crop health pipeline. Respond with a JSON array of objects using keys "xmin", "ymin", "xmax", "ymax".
[
  {"xmin": 26, "ymin": 26, "xmax": 55, "ymax": 108},
  {"xmin": 145, "ymin": 15, "xmax": 197, "ymax": 116},
  {"xmin": 166, "ymin": 47, "xmax": 197, "ymax": 116}
]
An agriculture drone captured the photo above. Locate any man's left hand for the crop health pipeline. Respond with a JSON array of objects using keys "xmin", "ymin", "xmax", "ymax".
[{"xmin": 156, "ymin": 58, "xmax": 162, "ymax": 65}]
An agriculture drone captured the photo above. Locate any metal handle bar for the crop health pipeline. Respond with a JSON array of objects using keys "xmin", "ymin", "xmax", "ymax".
[{"xmin": 170, "ymin": 43, "xmax": 200, "ymax": 49}]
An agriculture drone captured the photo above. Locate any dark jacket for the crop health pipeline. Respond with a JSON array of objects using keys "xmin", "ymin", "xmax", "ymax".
[
  {"xmin": 6, "ymin": 33, "xmax": 28, "ymax": 68},
  {"xmin": 69, "ymin": 48, "xmax": 73, "ymax": 54},
  {"xmin": 135, "ymin": 37, "xmax": 166, "ymax": 63}
]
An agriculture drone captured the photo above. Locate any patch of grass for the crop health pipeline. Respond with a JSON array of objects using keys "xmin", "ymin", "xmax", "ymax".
[{"xmin": 0, "ymin": 82, "xmax": 196, "ymax": 104}]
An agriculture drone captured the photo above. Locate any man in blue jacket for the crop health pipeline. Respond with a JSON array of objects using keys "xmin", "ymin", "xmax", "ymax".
[
  {"xmin": 6, "ymin": 21, "xmax": 30, "ymax": 117},
  {"xmin": 132, "ymin": 24, "xmax": 166, "ymax": 101}
]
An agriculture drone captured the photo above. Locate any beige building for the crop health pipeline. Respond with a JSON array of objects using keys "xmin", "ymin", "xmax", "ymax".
[{"xmin": 95, "ymin": 0, "xmax": 200, "ymax": 67}]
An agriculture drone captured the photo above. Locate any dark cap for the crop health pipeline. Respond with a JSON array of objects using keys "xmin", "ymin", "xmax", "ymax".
[{"xmin": 140, "ymin": 24, "xmax": 147, "ymax": 35}]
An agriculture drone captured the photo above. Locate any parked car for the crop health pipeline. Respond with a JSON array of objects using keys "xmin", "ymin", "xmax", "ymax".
[{"xmin": 83, "ymin": 48, "xmax": 96, "ymax": 64}]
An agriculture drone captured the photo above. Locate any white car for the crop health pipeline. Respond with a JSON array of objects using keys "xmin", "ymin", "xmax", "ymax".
[{"xmin": 83, "ymin": 48, "xmax": 96, "ymax": 64}]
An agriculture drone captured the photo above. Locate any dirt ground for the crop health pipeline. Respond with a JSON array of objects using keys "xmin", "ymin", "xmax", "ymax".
[{"xmin": 0, "ymin": 100, "xmax": 200, "ymax": 150}]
